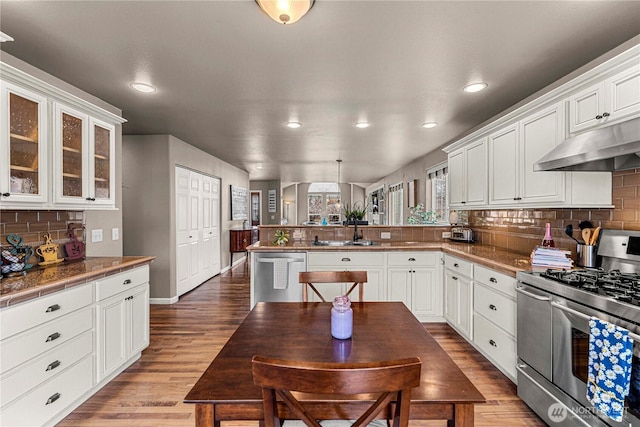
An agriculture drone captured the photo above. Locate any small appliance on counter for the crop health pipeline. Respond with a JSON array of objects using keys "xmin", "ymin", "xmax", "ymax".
[{"xmin": 449, "ymin": 227, "xmax": 474, "ymax": 243}]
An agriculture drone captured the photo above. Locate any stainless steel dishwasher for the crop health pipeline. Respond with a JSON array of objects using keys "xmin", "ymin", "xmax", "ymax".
[{"xmin": 251, "ymin": 252, "xmax": 307, "ymax": 307}]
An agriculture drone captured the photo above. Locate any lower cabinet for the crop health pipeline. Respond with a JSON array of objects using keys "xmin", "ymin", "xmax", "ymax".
[
  {"xmin": 387, "ymin": 252, "xmax": 442, "ymax": 322},
  {"xmin": 0, "ymin": 264, "xmax": 150, "ymax": 426},
  {"xmin": 443, "ymin": 255, "xmax": 473, "ymax": 340},
  {"xmin": 307, "ymin": 252, "xmax": 386, "ymax": 302}
]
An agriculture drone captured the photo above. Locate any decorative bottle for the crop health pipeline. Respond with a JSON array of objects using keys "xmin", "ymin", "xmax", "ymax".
[
  {"xmin": 541, "ymin": 222, "xmax": 555, "ymax": 248},
  {"xmin": 331, "ymin": 295, "xmax": 352, "ymax": 339}
]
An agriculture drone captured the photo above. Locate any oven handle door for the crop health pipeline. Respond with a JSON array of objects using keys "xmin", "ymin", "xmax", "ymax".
[
  {"xmin": 551, "ymin": 301, "xmax": 640, "ymax": 342},
  {"xmin": 515, "ymin": 286, "xmax": 551, "ymax": 301}
]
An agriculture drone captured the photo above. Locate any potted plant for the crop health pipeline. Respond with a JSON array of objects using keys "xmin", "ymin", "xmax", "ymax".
[
  {"xmin": 273, "ymin": 230, "xmax": 289, "ymax": 246},
  {"xmin": 342, "ymin": 201, "xmax": 369, "ymax": 225}
]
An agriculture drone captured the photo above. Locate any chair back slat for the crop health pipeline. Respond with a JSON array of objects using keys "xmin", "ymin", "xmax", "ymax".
[
  {"xmin": 298, "ymin": 271, "xmax": 368, "ymax": 302},
  {"xmin": 252, "ymin": 356, "xmax": 422, "ymax": 427}
]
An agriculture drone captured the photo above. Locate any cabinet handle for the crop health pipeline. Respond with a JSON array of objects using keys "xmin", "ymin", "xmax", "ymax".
[
  {"xmin": 1, "ymin": 192, "xmax": 9, "ymax": 197},
  {"xmin": 46, "ymin": 332, "xmax": 61, "ymax": 342},
  {"xmin": 408, "ymin": 257, "xmax": 416, "ymax": 262},
  {"xmin": 46, "ymin": 304, "xmax": 61, "ymax": 313},
  {"xmin": 595, "ymin": 114, "xmax": 603, "ymax": 120},
  {"xmin": 189, "ymin": 235, "xmax": 193, "ymax": 238},
  {"xmin": 453, "ymin": 263, "xmax": 459, "ymax": 268},
  {"xmin": 489, "ymin": 304, "xmax": 497, "ymax": 311},
  {"xmin": 46, "ymin": 360, "xmax": 61, "ymax": 371},
  {"xmin": 489, "ymin": 339, "xmax": 497, "ymax": 347},
  {"xmin": 602, "ymin": 112, "xmax": 610, "ymax": 118},
  {"xmin": 513, "ymin": 197, "xmax": 522, "ymax": 201},
  {"xmin": 461, "ymin": 201, "xmax": 466, "ymax": 204},
  {"xmin": 489, "ymin": 277, "xmax": 497, "ymax": 283},
  {"xmin": 123, "ymin": 279, "xmax": 132, "ymax": 285},
  {"xmin": 440, "ymin": 258, "xmax": 444, "ymax": 265},
  {"xmin": 46, "ymin": 392, "xmax": 61, "ymax": 405},
  {"xmin": 341, "ymin": 258, "xmax": 351, "ymax": 262},
  {"xmin": 85, "ymin": 197, "xmax": 96, "ymax": 201},
  {"xmin": 452, "ymin": 276, "xmax": 458, "ymax": 281}
]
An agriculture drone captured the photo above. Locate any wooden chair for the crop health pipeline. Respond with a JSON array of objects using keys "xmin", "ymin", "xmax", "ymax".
[
  {"xmin": 298, "ymin": 271, "xmax": 368, "ymax": 302},
  {"xmin": 252, "ymin": 356, "xmax": 422, "ymax": 427}
]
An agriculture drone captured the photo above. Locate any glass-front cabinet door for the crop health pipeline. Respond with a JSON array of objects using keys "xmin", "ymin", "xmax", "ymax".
[
  {"xmin": 0, "ymin": 81, "xmax": 48, "ymax": 205},
  {"xmin": 89, "ymin": 118, "xmax": 115, "ymax": 205},
  {"xmin": 54, "ymin": 103, "xmax": 89, "ymax": 204}
]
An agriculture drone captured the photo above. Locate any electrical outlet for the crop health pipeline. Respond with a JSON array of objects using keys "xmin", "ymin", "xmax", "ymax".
[
  {"xmin": 380, "ymin": 232, "xmax": 391, "ymax": 239},
  {"xmin": 442, "ymin": 231, "xmax": 451, "ymax": 239},
  {"xmin": 112, "ymin": 228, "xmax": 119, "ymax": 240},
  {"xmin": 91, "ymin": 229, "xmax": 103, "ymax": 243}
]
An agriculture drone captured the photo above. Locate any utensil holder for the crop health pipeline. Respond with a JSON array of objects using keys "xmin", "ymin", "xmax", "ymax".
[{"xmin": 577, "ymin": 244, "xmax": 597, "ymax": 268}]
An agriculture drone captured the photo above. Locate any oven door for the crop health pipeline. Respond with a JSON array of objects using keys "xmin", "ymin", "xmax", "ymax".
[{"xmin": 552, "ymin": 299, "xmax": 640, "ymax": 427}]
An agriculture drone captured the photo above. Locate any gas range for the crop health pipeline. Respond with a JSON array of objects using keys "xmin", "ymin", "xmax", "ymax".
[{"xmin": 541, "ymin": 268, "xmax": 640, "ymax": 305}]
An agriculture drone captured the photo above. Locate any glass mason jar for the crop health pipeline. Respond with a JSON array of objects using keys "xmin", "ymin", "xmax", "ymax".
[{"xmin": 331, "ymin": 295, "xmax": 353, "ymax": 339}]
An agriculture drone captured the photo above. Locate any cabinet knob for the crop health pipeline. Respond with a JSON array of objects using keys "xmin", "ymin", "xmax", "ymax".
[
  {"xmin": 1, "ymin": 192, "xmax": 9, "ymax": 197},
  {"xmin": 489, "ymin": 339, "xmax": 497, "ymax": 347},
  {"xmin": 595, "ymin": 114, "xmax": 603, "ymax": 120},
  {"xmin": 602, "ymin": 112, "xmax": 610, "ymax": 118},
  {"xmin": 489, "ymin": 304, "xmax": 497, "ymax": 311},
  {"xmin": 45, "ymin": 392, "xmax": 61, "ymax": 405},
  {"xmin": 452, "ymin": 276, "xmax": 458, "ymax": 281}
]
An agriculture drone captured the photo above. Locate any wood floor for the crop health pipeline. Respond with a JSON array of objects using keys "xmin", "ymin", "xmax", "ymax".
[{"xmin": 58, "ymin": 260, "xmax": 546, "ymax": 427}]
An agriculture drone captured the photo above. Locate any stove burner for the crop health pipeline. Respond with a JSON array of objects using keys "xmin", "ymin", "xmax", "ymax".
[{"xmin": 539, "ymin": 268, "xmax": 640, "ymax": 307}]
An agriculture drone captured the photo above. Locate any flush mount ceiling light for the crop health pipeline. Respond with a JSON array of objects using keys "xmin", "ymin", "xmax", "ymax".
[
  {"xmin": 256, "ymin": 0, "xmax": 315, "ymax": 25},
  {"xmin": 463, "ymin": 82, "xmax": 488, "ymax": 93},
  {"xmin": 130, "ymin": 82, "xmax": 156, "ymax": 93},
  {"xmin": 0, "ymin": 31, "xmax": 14, "ymax": 42},
  {"xmin": 286, "ymin": 121, "xmax": 302, "ymax": 128},
  {"xmin": 355, "ymin": 122, "xmax": 370, "ymax": 129},
  {"xmin": 421, "ymin": 122, "xmax": 438, "ymax": 129}
]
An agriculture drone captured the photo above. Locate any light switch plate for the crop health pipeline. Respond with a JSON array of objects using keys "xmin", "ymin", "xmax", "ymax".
[
  {"xmin": 112, "ymin": 228, "xmax": 119, "ymax": 240},
  {"xmin": 92, "ymin": 229, "xmax": 103, "ymax": 243},
  {"xmin": 380, "ymin": 232, "xmax": 391, "ymax": 239}
]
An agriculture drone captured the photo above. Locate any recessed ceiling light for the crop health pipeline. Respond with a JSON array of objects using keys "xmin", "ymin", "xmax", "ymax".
[
  {"xmin": 130, "ymin": 82, "xmax": 156, "ymax": 93},
  {"xmin": 0, "ymin": 31, "xmax": 14, "ymax": 43},
  {"xmin": 421, "ymin": 122, "xmax": 438, "ymax": 129},
  {"xmin": 286, "ymin": 121, "xmax": 302, "ymax": 129},
  {"xmin": 355, "ymin": 122, "xmax": 370, "ymax": 129},
  {"xmin": 463, "ymin": 82, "xmax": 488, "ymax": 93}
]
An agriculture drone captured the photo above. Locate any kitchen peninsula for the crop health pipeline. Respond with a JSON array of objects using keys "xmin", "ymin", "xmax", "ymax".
[{"xmin": 0, "ymin": 256, "xmax": 154, "ymax": 427}]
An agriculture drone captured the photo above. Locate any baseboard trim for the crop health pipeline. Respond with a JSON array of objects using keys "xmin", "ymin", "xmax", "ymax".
[
  {"xmin": 150, "ymin": 296, "xmax": 179, "ymax": 305},
  {"xmin": 221, "ymin": 255, "xmax": 247, "ymax": 273}
]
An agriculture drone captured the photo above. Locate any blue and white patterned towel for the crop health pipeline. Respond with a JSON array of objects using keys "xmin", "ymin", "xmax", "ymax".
[{"xmin": 587, "ymin": 317, "xmax": 634, "ymax": 422}]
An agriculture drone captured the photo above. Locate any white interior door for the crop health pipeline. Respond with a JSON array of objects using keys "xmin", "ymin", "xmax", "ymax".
[{"xmin": 175, "ymin": 167, "xmax": 191, "ymax": 296}]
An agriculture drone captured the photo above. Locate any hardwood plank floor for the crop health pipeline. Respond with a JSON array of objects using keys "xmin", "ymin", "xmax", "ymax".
[{"xmin": 58, "ymin": 260, "xmax": 545, "ymax": 427}]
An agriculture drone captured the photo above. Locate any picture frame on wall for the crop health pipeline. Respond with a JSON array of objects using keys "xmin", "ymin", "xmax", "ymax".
[{"xmin": 230, "ymin": 185, "xmax": 248, "ymax": 220}]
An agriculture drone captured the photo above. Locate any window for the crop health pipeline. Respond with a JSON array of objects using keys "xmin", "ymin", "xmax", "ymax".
[
  {"xmin": 389, "ymin": 182, "xmax": 403, "ymax": 225},
  {"xmin": 426, "ymin": 162, "xmax": 448, "ymax": 223},
  {"xmin": 307, "ymin": 182, "xmax": 341, "ymax": 223}
]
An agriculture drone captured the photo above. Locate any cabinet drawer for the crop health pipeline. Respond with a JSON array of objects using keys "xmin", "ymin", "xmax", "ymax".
[
  {"xmin": 387, "ymin": 252, "xmax": 438, "ymax": 266},
  {"xmin": 0, "ymin": 284, "xmax": 93, "ymax": 340},
  {"xmin": 474, "ymin": 283, "xmax": 516, "ymax": 336},
  {"xmin": 474, "ymin": 265, "xmax": 517, "ymax": 298},
  {"xmin": 0, "ymin": 355, "xmax": 93, "ymax": 427},
  {"xmin": 1, "ymin": 307, "xmax": 92, "ymax": 373},
  {"xmin": 474, "ymin": 314, "xmax": 517, "ymax": 379},
  {"xmin": 0, "ymin": 330, "xmax": 92, "ymax": 408},
  {"xmin": 307, "ymin": 252, "xmax": 384, "ymax": 267},
  {"xmin": 96, "ymin": 265, "xmax": 149, "ymax": 301},
  {"xmin": 443, "ymin": 254, "xmax": 472, "ymax": 277}
]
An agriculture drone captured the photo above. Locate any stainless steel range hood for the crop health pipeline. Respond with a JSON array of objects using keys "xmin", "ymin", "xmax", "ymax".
[{"xmin": 534, "ymin": 117, "xmax": 640, "ymax": 172}]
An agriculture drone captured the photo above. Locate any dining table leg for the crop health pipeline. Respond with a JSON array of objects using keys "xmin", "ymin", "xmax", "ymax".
[
  {"xmin": 195, "ymin": 403, "xmax": 219, "ymax": 427},
  {"xmin": 447, "ymin": 403, "xmax": 474, "ymax": 427}
]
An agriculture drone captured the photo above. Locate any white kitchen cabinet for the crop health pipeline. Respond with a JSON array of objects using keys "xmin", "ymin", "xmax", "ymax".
[
  {"xmin": 53, "ymin": 103, "xmax": 116, "ymax": 208},
  {"xmin": 0, "ymin": 81, "xmax": 49, "ymax": 207},
  {"xmin": 448, "ymin": 138, "xmax": 487, "ymax": 208},
  {"xmin": 307, "ymin": 252, "xmax": 385, "ymax": 302},
  {"xmin": 95, "ymin": 267, "xmax": 150, "ymax": 382},
  {"xmin": 472, "ymin": 265, "xmax": 517, "ymax": 382},
  {"xmin": 443, "ymin": 255, "xmax": 473, "ymax": 340},
  {"xmin": 569, "ymin": 63, "xmax": 640, "ymax": 134},
  {"xmin": 387, "ymin": 252, "xmax": 442, "ymax": 322}
]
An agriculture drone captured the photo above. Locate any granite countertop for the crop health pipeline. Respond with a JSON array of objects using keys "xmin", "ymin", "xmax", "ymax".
[
  {"xmin": 0, "ymin": 256, "xmax": 155, "ymax": 308},
  {"xmin": 248, "ymin": 241, "xmax": 533, "ymax": 277}
]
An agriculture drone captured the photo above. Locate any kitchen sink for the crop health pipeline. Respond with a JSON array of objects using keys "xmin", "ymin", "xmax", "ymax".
[{"xmin": 312, "ymin": 240, "xmax": 377, "ymax": 246}]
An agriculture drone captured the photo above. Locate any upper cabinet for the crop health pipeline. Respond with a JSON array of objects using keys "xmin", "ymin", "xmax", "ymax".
[
  {"xmin": 0, "ymin": 62, "xmax": 124, "ymax": 210},
  {"xmin": 568, "ymin": 63, "xmax": 640, "ymax": 134},
  {"xmin": 0, "ymin": 82, "xmax": 49, "ymax": 206},
  {"xmin": 53, "ymin": 103, "xmax": 115, "ymax": 207},
  {"xmin": 448, "ymin": 138, "xmax": 487, "ymax": 208}
]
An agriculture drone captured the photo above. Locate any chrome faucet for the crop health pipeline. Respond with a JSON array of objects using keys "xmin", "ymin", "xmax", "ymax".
[{"xmin": 353, "ymin": 221, "xmax": 363, "ymax": 242}]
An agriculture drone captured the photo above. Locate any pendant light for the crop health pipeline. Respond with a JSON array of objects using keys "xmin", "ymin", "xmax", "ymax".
[{"xmin": 256, "ymin": 0, "xmax": 315, "ymax": 25}]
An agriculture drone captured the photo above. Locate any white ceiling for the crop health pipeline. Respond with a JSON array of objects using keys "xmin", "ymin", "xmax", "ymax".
[{"xmin": 1, "ymin": 1, "xmax": 639, "ymax": 185}]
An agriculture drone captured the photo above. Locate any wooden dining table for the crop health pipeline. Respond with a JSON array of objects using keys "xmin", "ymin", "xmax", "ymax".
[{"xmin": 184, "ymin": 302, "xmax": 485, "ymax": 427}]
